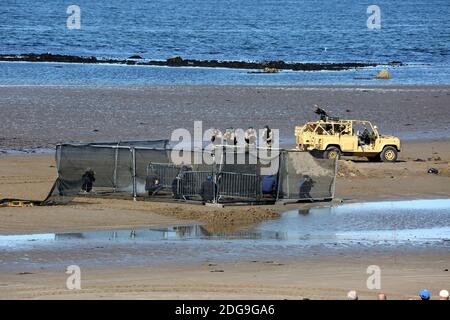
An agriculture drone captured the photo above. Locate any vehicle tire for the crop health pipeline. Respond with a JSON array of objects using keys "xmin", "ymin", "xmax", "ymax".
[
  {"xmin": 380, "ymin": 146, "xmax": 398, "ymax": 162},
  {"xmin": 323, "ymin": 146, "xmax": 340, "ymax": 160},
  {"xmin": 367, "ymin": 154, "xmax": 381, "ymax": 162}
]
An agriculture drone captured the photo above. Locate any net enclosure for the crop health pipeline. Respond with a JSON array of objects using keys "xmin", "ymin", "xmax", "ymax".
[{"xmin": 44, "ymin": 140, "xmax": 338, "ymax": 205}]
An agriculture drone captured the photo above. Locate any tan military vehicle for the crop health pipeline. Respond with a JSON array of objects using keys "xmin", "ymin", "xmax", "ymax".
[{"xmin": 295, "ymin": 109, "xmax": 401, "ymax": 162}]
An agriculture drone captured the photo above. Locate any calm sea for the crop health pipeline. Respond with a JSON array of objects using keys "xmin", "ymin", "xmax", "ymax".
[{"xmin": 1, "ymin": 0, "xmax": 450, "ymax": 85}]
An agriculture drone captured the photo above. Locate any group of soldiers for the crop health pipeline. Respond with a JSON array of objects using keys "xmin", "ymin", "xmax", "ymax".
[{"xmin": 210, "ymin": 125, "xmax": 273, "ymax": 148}]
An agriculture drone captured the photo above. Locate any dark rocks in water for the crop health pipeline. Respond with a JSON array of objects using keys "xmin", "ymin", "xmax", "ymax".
[
  {"xmin": 3, "ymin": 53, "xmax": 98, "ymax": 64},
  {"xmin": 0, "ymin": 52, "xmax": 389, "ymax": 71},
  {"xmin": 160, "ymin": 57, "xmax": 378, "ymax": 71},
  {"xmin": 166, "ymin": 56, "xmax": 184, "ymax": 65}
]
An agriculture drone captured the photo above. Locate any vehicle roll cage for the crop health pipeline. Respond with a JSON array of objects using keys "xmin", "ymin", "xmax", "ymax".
[{"xmin": 301, "ymin": 120, "xmax": 379, "ymax": 137}]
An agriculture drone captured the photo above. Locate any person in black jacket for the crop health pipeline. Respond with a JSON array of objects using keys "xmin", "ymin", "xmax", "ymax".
[
  {"xmin": 81, "ymin": 168, "xmax": 95, "ymax": 193},
  {"xmin": 145, "ymin": 174, "xmax": 163, "ymax": 196},
  {"xmin": 199, "ymin": 175, "xmax": 215, "ymax": 203},
  {"xmin": 299, "ymin": 175, "xmax": 315, "ymax": 200}
]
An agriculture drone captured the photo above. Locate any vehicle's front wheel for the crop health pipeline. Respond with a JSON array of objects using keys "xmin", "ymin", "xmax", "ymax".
[
  {"xmin": 380, "ymin": 146, "xmax": 398, "ymax": 162},
  {"xmin": 323, "ymin": 146, "xmax": 340, "ymax": 160}
]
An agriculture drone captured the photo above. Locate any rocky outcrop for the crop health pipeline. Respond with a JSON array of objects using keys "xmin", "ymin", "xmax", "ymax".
[{"xmin": 0, "ymin": 53, "xmax": 397, "ymax": 71}]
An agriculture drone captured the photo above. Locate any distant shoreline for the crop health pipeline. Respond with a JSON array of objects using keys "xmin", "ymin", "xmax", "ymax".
[{"xmin": 0, "ymin": 53, "xmax": 403, "ymax": 71}]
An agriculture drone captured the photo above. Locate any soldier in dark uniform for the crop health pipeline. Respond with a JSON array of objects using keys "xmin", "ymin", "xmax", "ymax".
[
  {"xmin": 299, "ymin": 175, "xmax": 315, "ymax": 199},
  {"xmin": 199, "ymin": 175, "xmax": 215, "ymax": 203},
  {"xmin": 81, "ymin": 168, "xmax": 95, "ymax": 193}
]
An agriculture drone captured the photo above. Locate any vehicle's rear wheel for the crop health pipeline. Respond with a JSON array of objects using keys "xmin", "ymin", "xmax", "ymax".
[
  {"xmin": 367, "ymin": 154, "xmax": 381, "ymax": 162},
  {"xmin": 323, "ymin": 146, "xmax": 340, "ymax": 160},
  {"xmin": 380, "ymin": 146, "xmax": 398, "ymax": 162}
]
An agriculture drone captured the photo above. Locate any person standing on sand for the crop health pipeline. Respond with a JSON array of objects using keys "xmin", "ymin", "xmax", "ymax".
[
  {"xmin": 244, "ymin": 127, "xmax": 257, "ymax": 147},
  {"xmin": 81, "ymin": 168, "xmax": 95, "ymax": 193},
  {"xmin": 210, "ymin": 128, "xmax": 222, "ymax": 145},
  {"xmin": 262, "ymin": 125, "xmax": 273, "ymax": 148},
  {"xmin": 199, "ymin": 175, "xmax": 215, "ymax": 203},
  {"xmin": 223, "ymin": 128, "xmax": 237, "ymax": 146}
]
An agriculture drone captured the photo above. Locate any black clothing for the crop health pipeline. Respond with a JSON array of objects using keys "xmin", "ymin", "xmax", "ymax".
[
  {"xmin": 200, "ymin": 180, "xmax": 215, "ymax": 202},
  {"xmin": 299, "ymin": 177, "xmax": 314, "ymax": 199},
  {"xmin": 81, "ymin": 170, "xmax": 95, "ymax": 192},
  {"xmin": 145, "ymin": 174, "xmax": 163, "ymax": 195}
]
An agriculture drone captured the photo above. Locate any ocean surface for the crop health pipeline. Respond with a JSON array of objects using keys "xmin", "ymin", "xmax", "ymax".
[{"xmin": 1, "ymin": 0, "xmax": 450, "ymax": 84}]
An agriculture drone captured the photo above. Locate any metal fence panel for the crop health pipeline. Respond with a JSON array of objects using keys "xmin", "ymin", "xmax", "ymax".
[{"xmin": 217, "ymin": 172, "xmax": 260, "ymax": 199}]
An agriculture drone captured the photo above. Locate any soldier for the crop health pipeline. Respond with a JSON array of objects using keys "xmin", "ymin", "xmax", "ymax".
[
  {"xmin": 199, "ymin": 175, "xmax": 215, "ymax": 203},
  {"xmin": 223, "ymin": 127, "xmax": 237, "ymax": 145},
  {"xmin": 81, "ymin": 168, "xmax": 95, "ymax": 193},
  {"xmin": 145, "ymin": 174, "xmax": 163, "ymax": 196},
  {"xmin": 262, "ymin": 125, "xmax": 273, "ymax": 148},
  {"xmin": 210, "ymin": 128, "xmax": 222, "ymax": 145},
  {"xmin": 299, "ymin": 175, "xmax": 314, "ymax": 200},
  {"xmin": 244, "ymin": 127, "xmax": 257, "ymax": 147}
]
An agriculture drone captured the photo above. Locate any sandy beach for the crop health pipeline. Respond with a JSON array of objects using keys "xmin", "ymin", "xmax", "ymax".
[
  {"xmin": 1, "ymin": 85, "xmax": 449, "ymax": 300},
  {"xmin": 2, "ymin": 253, "xmax": 449, "ymax": 300}
]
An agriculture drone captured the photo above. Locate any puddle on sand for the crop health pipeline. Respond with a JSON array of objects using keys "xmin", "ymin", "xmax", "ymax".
[
  {"xmin": 1, "ymin": 199, "xmax": 449, "ymax": 270},
  {"xmin": 1, "ymin": 199, "xmax": 449, "ymax": 248}
]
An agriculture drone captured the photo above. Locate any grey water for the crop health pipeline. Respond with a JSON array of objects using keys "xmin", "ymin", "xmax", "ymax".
[
  {"xmin": 1, "ymin": 199, "xmax": 449, "ymax": 271},
  {"xmin": 1, "ymin": 0, "xmax": 450, "ymax": 85},
  {"xmin": 2, "ymin": 61, "xmax": 450, "ymax": 85}
]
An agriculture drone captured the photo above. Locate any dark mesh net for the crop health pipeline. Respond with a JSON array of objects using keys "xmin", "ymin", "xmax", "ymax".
[
  {"xmin": 44, "ymin": 142, "xmax": 337, "ymax": 204},
  {"xmin": 278, "ymin": 150, "xmax": 336, "ymax": 200}
]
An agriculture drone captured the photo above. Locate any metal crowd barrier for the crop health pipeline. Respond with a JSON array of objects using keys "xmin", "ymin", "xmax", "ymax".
[
  {"xmin": 146, "ymin": 163, "xmax": 182, "ymax": 188},
  {"xmin": 216, "ymin": 171, "xmax": 260, "ymax": 200},
  {"xmin": 178, "ymin": 171, "xmax": 213, "ymax": 200}
]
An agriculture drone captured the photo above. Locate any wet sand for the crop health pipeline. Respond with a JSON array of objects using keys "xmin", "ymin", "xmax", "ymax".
[
  {"xmin": 2, "ymin": 254, "xmax": 449, "ymax": 300},
  {"xmin": 1, "ymin": 85, "xmax": 450, "ymax": 150}
]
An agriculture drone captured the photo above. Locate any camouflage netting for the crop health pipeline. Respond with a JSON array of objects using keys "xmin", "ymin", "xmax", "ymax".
[{"xmin": 44, "ymin": 141, "xmax": 337, "ymax": 205}]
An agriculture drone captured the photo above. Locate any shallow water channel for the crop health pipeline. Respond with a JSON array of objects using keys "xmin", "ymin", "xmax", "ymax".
[{"xmin": 1, "ymin": 199, "xmax": 449, "ymax": 270}]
